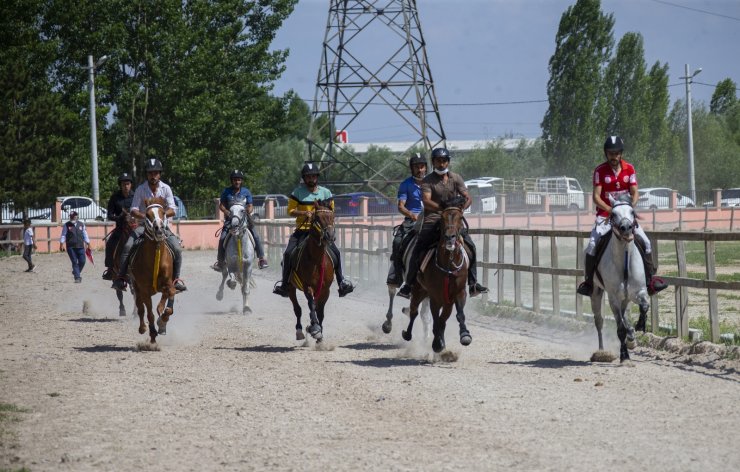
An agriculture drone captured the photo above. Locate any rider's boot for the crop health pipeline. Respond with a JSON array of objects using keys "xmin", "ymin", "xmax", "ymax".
[
  {"xmin": 397, "ymin": 258, "xmax": 419, "ymax": 299},
  {"xmin": 644, "ymin": 254, "xmax": 667, "ymax": 295},
  {"xmin": 172, "ymin": 249, "xmax": 187, "ymax": 292},
  {"xmin": 335, "ymin": 264, "xmax": 354, "ymax": 297},
  {"xmin": 576, "ymin": 254, "xmax": 597, "ymax": 296},
  {"xmin": 211, "ymin": 241, "xmax": 225, "ymax": 271},
  {"xmin": 386, "ymin": 253, "xmax": 403, "ymax": 286},
  {"xmin": 466, "ymin": 249, "xmax": 488, "ymax": 297},
  {"xmin": 258, "ymin": 258, "xmax": 269, "ymax": 269},
  {"xmin": 111, "ymin": 246, "xmax": 131, "ymax": 291},
  {"xmin": 272, "ymin": 259, "xmax": 291, "ymax": 297},
  {"xmin": 102, "ymin": 268, "xmax": 113, "ymax": 280}
]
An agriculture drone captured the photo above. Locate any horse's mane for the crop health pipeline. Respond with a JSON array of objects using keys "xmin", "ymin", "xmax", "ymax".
[
  {"xmin": 441, "ymin": 196, "xmax": 466, "ymax": 210},
  {"xmin": 145, "ymin": 196, "xmax": 167, "ymax": 207},
  {"xmin": 315, "ymin": 199, "xmax": 333, "ymax": 209}
]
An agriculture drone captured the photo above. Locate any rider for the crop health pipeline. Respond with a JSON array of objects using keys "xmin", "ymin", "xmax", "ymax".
[
  {"xmin": 111, "ymin": 158, "xmax": 187, "ymax": 292},
  {"xmin": 576, "ymin": 135, "xmax": 668, "ymax": 296},
  {"xmin": 272, "ymin": 162, "xmax": 355, "ymax": 298},
  {"xmin": 397, "ymin": 147, "xmax": 489, "ymax": 299},
  {"xmin": 102, "ymin": 172, "xmax": 134, "ymax": 280},
  {"xmin": 211, "ymin": 169, "xmax": 268, "ymax": 271},
  {"xmin": 387, "ymin": 152, "xmax": 427, "ymax": 285}
]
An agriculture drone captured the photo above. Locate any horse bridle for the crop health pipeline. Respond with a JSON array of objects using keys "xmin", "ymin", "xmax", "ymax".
[
  {"xmin": 143, "ymin": 203, "xmax": 167, "ymax": 242},
  {"xmin": 609, "ymin": 201, "xmax": 636, "ymax": 242},
  {"xmin": 310, "ymin": 208, "xmax": 335, "ymax": 246},
  {"xmin": 228, "ymin": 203, "xmax": 248, "ymax": 236},
  {"xmin": 435, "ymin": 206, "xmax": 465, "ymax": 274}
]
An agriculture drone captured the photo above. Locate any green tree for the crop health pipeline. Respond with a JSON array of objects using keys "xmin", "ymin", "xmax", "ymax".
[
  {"xmin": 710, "ymin": 79, "xmax": 737, "ymax": 115},
  {"xmin": 541, "ymin": 0, "xmax": 614, "ymax": 182}
]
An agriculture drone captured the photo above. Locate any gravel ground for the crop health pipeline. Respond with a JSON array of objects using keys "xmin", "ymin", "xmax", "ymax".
[{"xmin": 0, "ymin": 250, "xmax": 738, "ymax": 472}]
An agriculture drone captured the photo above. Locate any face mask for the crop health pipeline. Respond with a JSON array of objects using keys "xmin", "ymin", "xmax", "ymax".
[{"xmin": 434, "ymin": 168, "xmax": 448, "ymax": 175}]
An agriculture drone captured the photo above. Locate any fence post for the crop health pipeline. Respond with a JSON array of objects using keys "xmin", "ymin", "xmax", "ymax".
[
  {"xmin": 675, "ymin": 240, "xmax": 689, "ymax": 338},
  {"xmin": 265, "ymin": 198, "xmax": 275, "ymax": 220},
  {"xmin": 532, "ymin": 235, "xmax": 540, "ymax": 313},
  {"xmin": 482, "ymin": 233, "xmax": 490, "ymax": 304},
  {"xmin": 575, "ymin": 236, "xmax": 583, "ymax": 318},
  {"xmin": 705, "ymin": 240, "xmax": 719, "ymax": 343},
  {"xmin": 650, "ymin": 235, "xmax": 660, "ymax": 333},
  {"xmin": 497, "ymin": 235, "xmax": 505, "ymax": 303},
  {"xmin": 551, "ymin": 236, "xmax": 560, "ymax": 316},
  {"xmin": 514, "ymin": 234, "xmax": 521, "ymax": 307}
]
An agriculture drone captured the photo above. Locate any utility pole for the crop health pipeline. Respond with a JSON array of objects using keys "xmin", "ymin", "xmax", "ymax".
[
  {"xmin": 680, "ymin": 63, "xmax": 702, "ymax": 203},
  {"xmin": 87, "ymin": 54, "xmax": 108, "ymax": 205}
]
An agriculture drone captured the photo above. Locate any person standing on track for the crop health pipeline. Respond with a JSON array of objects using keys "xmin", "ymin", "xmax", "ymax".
[{"xmin": 59, "ymin": 211, "xmax": 90, "ymax": 283}]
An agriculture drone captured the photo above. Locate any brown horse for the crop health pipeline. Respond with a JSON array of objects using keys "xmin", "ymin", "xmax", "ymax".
[
  {"xmin": 128, "ymin": 197, "xmax": 176, "ymax": 343},
  {"xmin": 287, "ymin": 200, "xmax": 336, "ymax": 342},
  {"xmin": 402, "ymin": 198, "xmax": 472, "ymax": 353}
]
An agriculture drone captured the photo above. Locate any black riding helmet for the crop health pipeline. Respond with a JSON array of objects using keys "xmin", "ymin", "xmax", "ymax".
[
  {"xmin": 604, "ymin": 136, "xmax": 625, "ymax": 153},
  {"xmin": 144, "ymin": 158, "xmax": 164, "ymax": 172},
  {"xmin": 230, "ymin": 169, "xmax": 244, "ymax": 180},
  {"xmin": 118, "ymin": 172, "xmax": 133, "ymax": 183},
  {"xmin": 408, "ymin": 153, "xmax": 428, "ymax": 171},
  {"xmin": 431, "ymin": 147, "xmax": 451, "ymax": 161},
  {"xmin": 301, "ymin": 162, "xmax": 321, "ymax": 176}
]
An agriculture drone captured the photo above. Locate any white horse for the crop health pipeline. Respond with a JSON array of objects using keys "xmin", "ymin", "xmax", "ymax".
[
  {"xmin": 590, "ymin": 196, "xmax": 650, "ymax": 363},
  {"xmin": 215, "ymin": 199, "xmax": 255, "ymax": 314},
  {"xmin": 382, "ymin": 232, "xmax": 431, "ymax": 338}
]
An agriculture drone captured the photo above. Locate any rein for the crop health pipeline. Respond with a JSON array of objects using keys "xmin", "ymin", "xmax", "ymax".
[{"xmin": 434, "ymin": 207, "xmax": 466, "ymax": 304}]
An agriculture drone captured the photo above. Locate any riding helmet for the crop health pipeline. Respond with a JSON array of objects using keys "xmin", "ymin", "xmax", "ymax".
[
  {"xmin": 144, "ymin": 158, "xmax": 164, "ymax": 172},
  {"xmin": 230, "ymin": 169, "xmax": 244, "ymax": 180},
  {"xmin": 118, "ymin": 172, "xmax": 133, "ymax": 183},
  {"xmin": 408, "ymin": 153, "xmax": 428, "ymax": 171},
  {"xmin": 431, "ymin": 147, "xmax": 451, "ymax": 161},
  {"xmin": 603, "ymin": 136, "xmax": 625, "ymax": 152},
  {"xmin": 301, "ymin": 162, "xmax": 321, "ymax": 176}
]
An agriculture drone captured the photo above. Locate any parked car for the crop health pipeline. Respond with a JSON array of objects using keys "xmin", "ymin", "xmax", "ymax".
[
  {"xmin": 251, "ymin": 194, "xmax": 290, "ymax": 220},
  {"xmin": 334, "ymin": 192, "xmax": 395, "ymax": 216},
  {"xmin": 702, "ymin": 188, "xmax": 740, "ymax": 208},
  {"xmin": 525, "ymin": 176, "xmax": 585, "ymax": 210},
  {"xmin": 12, "ymin": 196, "xmax": 106, "ymax": 223},
  {"xmin": 465, "ymin": 179, "xmax": 498, "ymax": 214},
  {"xmin": 636, "ymin": 187, "xmax": 695, "ymax": 209}
]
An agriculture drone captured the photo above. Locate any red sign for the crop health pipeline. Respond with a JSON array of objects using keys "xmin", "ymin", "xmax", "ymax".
[{"xmin": 335, "ymin": 130, "xmax": 348, "ymax": 144}]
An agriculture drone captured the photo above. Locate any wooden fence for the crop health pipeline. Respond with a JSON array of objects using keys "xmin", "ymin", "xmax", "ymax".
[{"xmin": 258, "ymin": 220, "xmax": 740, "ymax": 343}]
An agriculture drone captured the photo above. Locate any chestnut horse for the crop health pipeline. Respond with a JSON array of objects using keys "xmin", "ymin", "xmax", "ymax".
[
  {"xmin": 287, "ymin": 200, "xmax": 335, "ymax": 342},
  {"xmin": 128, "ymin": 197, "xmax": 176, "ymax": 343},
  {"xmin": 402, "ymin": 198, "xmax": 472, "ymax": 353}
]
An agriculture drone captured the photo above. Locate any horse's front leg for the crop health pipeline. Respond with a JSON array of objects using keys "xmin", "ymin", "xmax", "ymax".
[
  {"xmin": 135, "ymin": 290, "xmax": 146, "ymax": 335},
  {"xmin": 617, "ymin": 299, "xmax": 637, "ymax": 352},
  {"xmin": 455, "ymin": 297, "xmax": 472, "ymax": 346},
  {"xmin": 216, "ymin": 271, "xmax": 227, "ymax": 301},
  {"xmin": 401, "ymin": 289, "xmax": 423, "ymax": 342},
  {"xmin": 116, "ymin": 289, "xmax": 126, "ymax": 317},
  {"xmin": 634, "ymin": 293, "xmax": 650, "ymax": 333},
  {"xmin": 156, "ymin": 286, "xmax": 175, "ymax": 336},
  {"xmin": 382, "ymin": 286, "xmax": 396, "ymax": 334},
  {"xmin": 304, "ymin": 288, "xmax": 322, "ymax": 340},
  {"xmin": 241, "ymin": 266, "xmax": 252, "ymax": 315},
  {"xmin": 590, "ymin": 288, "xmax": 605, "ymax": 351},
  {"xmin": 289, "ymin": 288, "xmax": 304, "ymax": 341},
  {"xmin": 432, "ymin": 302, "xmax": 453, "ymax": 353},
  {"xmin": 145, "ymin": 295, "xmax": 157, "ymax": 343}
]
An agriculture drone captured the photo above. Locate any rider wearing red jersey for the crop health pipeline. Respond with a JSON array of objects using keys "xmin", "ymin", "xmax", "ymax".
[{"xmin": 576, "ymin": 136, "xmax": 667, "ymax": 296}]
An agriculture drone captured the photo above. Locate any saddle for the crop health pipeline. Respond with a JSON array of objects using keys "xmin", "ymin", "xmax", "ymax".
[
  {"xmin": 288, "ymin": 236, "xmax": 337, "ymax": 272},
  {"xmin": 222, "ymin": 227, "xmax": 255, "ymax": 251},
  {"xmin": 593, "ymin": 229, "xmax": 648, "ymax": 286}
]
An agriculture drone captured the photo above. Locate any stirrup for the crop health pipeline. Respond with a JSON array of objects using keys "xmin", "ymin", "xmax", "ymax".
[
  {"xmin": 469, "ymin": 283, "xmax": 489, "ymax": 297},
  {"xmin": 648, "ymin": 276, "xmax": 667, "ymax": 296},
  {"xmin": 397, "ymin": 284, "xmax": 412, "ymax": 299},
  {"xmin": 338, "ymin": 279, "xmax": 354, "ymax": 297},
  {"xmin": 174, "ymin": 278, "xmax": 187, "ymax": 292},
  {"xmin": 211, "ymin": 261, "xmax": 223, "ymax": 272},
  {"xmin": 102, "ymin": 269, "xmax": 113, "ymax": 280},
  {"xmin": 576, "ymin": 281, "xmax": 593, "ymax": 296},
  {"xmin": 272, "ymin": 281, "xmax": 289, "ymax": 298}
]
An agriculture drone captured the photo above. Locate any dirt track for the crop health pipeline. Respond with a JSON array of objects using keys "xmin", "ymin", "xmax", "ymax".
[{"xmin": 1, "ymin": 250, "xmax": 738, "ymax": 471}]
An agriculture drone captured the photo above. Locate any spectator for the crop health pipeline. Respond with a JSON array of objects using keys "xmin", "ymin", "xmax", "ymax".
[
  {"xmin": 60, "ymin": 211, "xmax": 90, "ymax": 283},
  {"xmin": 22, "ymin": 219, "xmax": 37, "ymax": 272}
]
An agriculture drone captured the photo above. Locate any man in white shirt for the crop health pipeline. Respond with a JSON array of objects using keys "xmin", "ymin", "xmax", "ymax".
[{"xmin": 111, "ymin": 158, "xmax": 187, "ymax": 292}]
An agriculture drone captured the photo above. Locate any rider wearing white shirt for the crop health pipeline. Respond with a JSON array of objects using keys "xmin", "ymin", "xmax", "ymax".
[{"xmin": 111, "ymin": 158, "xmax": 187, "ymax": 292}]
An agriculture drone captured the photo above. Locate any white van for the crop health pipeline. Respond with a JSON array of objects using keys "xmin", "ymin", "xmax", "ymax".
[
  {"xmin": 525, "ymin": 176, "xmax": 585, "ymax": 210},
  {"xmin": 465, "ymin": 179, "xmax": 498, "ymax": 214}
]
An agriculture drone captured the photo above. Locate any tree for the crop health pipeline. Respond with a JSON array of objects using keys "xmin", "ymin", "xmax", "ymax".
[
  {"xmin": 0, "ymin": 0, "xmax": 82, "ymax": 212},
  {"xmin": 710, "ymin": 79, "xmax": 737, "ymax": 115},
  {"xmin": 541, "ymin": 0, "xmax": 614, "ymax": 182}
]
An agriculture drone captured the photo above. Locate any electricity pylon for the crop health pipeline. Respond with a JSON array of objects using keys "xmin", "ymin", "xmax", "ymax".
[{"xmin": 306, "ymin": 0, "xmax": 446, "ymax": 191}]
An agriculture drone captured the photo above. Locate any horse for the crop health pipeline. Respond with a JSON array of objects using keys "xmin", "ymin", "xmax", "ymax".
[
  {"xmin": 589, "ymin": 196, "xmax": 650, "ymax": 363},
  {"xmin": 286, "ymin": 200, "xmax": 336, "ymax": 342},
  {"xmin": 401, "ymin": 197, "xmax": 472, "ymax": 353},
  {"xmin": 215, "ymin": 198, "xmax": 255, "ymax": 314},
  {"xmin": 110, "ymin": 213, "xmax": 137, "ymax": 317},
  {"xmin": 128, "ymin": 197, "xmax": 177, "ymax": 343},
  {"xmin": 383, "ymin": 231, "xmax": 431, "ymax": 338}
]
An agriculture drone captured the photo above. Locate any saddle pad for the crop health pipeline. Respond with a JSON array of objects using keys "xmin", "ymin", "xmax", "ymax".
[{"xmin": 419, "ymin": 249, "xmax": 434, "ymax": 273}]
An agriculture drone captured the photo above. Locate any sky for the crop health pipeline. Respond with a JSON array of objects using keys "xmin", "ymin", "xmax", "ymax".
[{"xmin": 270, "ymin": 0, "xmax": 740, "ymax": 143}]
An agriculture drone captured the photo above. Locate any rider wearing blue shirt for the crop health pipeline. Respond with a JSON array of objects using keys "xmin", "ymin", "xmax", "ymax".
[
  {"xmin": 211, "ymin": 169, "xmax": 268, "ymax": 271},
  {"xmin": 387, "ymin": 153, "xmax": 427, "ymax": 285}
]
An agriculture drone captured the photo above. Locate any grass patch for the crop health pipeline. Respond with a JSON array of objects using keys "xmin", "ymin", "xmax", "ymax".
[
  {"xmin": 688, "ymin": 317, "xmax": 740, "ymax": 345},
  {"xmin": 662, "ymin": 270, "xmax": 740, "ymax": 282},
  {"xmin": 0, "ymin": 402, "xmax": 30, "ymax": 437},
  {"xmin": 659, "ymin": 241, "xmax": 740, "ymax": 267}
]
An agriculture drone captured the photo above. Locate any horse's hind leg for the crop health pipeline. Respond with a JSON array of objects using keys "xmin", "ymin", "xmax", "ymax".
[
  {"xmin": 305, "ymin": 291, "xmax": 322, "ymax": 340},
  {"xmin": 591, "ymin": 289, "xmax": 605, "ymax": 351},
  {"xmin": 382, "ymin": 287, "xmax": 395, "ymax": 334},
  {"xmin": 216, "ymin": 272, "xmax": 227, "ymax": 301},
  {"xmin": 156, "ymin": 290, "xmax": 175, "ymax": 336},
  {"xmin": 116, "ymin": 289, "xmax": 126, "ymax": 317},
  {"xmin": 432, "ymin": 303, "xmax": 451, "ymax": 354},
  {"xmin": 289, "ymin": 290, "xmax": 304, "ymax": 341},
  {"xmin": 617, "ymin": 317, "xmax": 630, "ymax": 362},
  {"xmin": 145, "ymin": 298, "xmax": 157, "ymax": 343},
  {"xmin": 635, "ymin": 296, "xmax": 650, "ymax": 333},
  {"xmin": 401, "ymin": 292, "xmax": 423, "ymax": 342},
  {"xmin": 135, "ymin": 293, "xmax": 147, "ymax": 335},
  {"xmin": 455, "ymin": 298, "xmax": 472, "ymax": 346}
]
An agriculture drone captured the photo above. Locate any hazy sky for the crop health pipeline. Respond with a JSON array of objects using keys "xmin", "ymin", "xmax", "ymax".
[{"xmin": 271, "ymin": 0, "xmax": 740, "ymax": 142}]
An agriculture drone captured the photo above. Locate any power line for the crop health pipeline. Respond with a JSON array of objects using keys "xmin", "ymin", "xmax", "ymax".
[{"xmin": 648, "ymin": 0, "xmax": 740, "ymax": 22}]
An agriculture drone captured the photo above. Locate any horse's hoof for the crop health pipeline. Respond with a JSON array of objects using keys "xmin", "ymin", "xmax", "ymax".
[
  {"xmin": 382, "ymin": 320, "xmax": 392, "ymax": 334},
  {"xmin": 626, "ymin": 339, "xmax": 636, "ymax": 350},
  {"xmin": 138, "ymin": 326, "xmax": 146, "ymax": 335},
  {"xmin": 296, "ymin": 330, "xmax": 305, "ymax": 341},
  {"xmin": 401, "ymin": 330, "xmax": 412, "ymax": 342},
  {"xmin": 432, "ymin": 337, "xmax": 445, "ymax": 353},
  {"xmin": 307, "ymin": 324, "xmax": 322, "ymax": 339},
  {"xmin": 460, "ymin": 333, "xmax": 472, "ymax": 346},
  {"xmin": 119, "ymin": 308, "xmax": 127, "ymax": 317},
  {"xmin": 227, "ymin": 280, "xmax": 237, "ymax": 290},
  {"xmin": 216, "ymin": 291, "xmax": 224, "ymax": 301},
  {"xmin": 243, "ymin": 306, "xmax": 252, "ymax": 314}
]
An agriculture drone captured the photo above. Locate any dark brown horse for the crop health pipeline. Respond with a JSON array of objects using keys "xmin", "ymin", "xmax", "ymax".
[
  {"xmin": 402, "ymin": 199, "xmax": 471, "ymax": 353},
  {"xmin": 287, "ymin": 200, "xmax": 336, "ymax": 342},
  {"xmin": 111, "ymin": 212, "xmax": 136, "ymax": 317},
  {"xmin": 129, "ymin": 197, "xmax": 176, "ymax": 343}
]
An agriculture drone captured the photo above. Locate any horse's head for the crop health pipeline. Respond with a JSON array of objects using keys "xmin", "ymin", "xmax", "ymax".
[
  {"xmin": 440, "ymin": 197, "xmax": 465, "ymax": 251},
  {"xmin": 608, "ymin": 194, "xmax": 636, "ymax": 242},
  {"xmin": 228, "ymin": 198, "xmax": 248, "ymax": 236},
  {"xmin": 310, "ymin": 199, "xmax": 335, "ymax": 245},
  {"xmin": 143, "ymin": 197, "xmax": 168, "ymax": 242}
]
